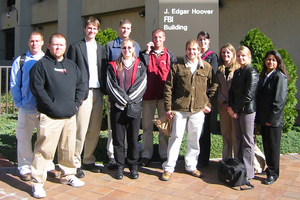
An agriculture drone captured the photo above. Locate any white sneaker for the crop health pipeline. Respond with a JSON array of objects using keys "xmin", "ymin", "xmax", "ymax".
[
  {"xmin": 61, "ymin": 175, "xmax": 85, "ymax": 187},
  {"xmin": 32, "ymin": 184, "xmax": 46, "ymax": 198}
]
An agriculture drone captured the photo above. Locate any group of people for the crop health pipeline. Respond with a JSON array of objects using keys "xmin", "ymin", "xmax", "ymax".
[{"xmin": 10, "ymin": 15, "xmax": 288, "ymax": 198}]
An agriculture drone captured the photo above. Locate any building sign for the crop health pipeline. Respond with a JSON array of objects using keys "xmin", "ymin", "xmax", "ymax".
[{"xmin": 159, "ymin": 0, "xmax": 219, "ymax": 58}]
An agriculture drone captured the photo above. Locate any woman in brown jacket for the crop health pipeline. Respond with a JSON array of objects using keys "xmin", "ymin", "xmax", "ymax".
[{"xmin": 216, "ymin": 43, "xmax": 240, "ymax": 160}]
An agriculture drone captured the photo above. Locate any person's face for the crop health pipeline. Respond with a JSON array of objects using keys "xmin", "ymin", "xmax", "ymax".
[
  {"xmin": 121, "ymin": 41, "xmax": 135, "ymax": 59},
  {"xmin": 152, "ymin": 31, "xmax": 165, "ymax": 49},
  {"xmin": 186, "ymin": 43, "xmax": 200, "ymax": 62},
  {"xmin": 197, "ymin": 35, "xmax": 210, "ymax": 49},
  {"xmin": 118, "ymin": 23, "xmax": 131, "ymax": 39},
  {"xmin": 28, "ymin": 34, "xmax": 44, "ymax": 55},
  {"xmin": 265, "ymin": 54, "xmax": 278, "ymax": 73},
  {"xmin": 48, "ymin": 37, "xmax": 66, "ymax": 61},
  {"xmin": 221, "ymin": 48, "xmax": 233, "ymax": 64},
  {"xmin": 236, "ymin": 51, "xmax": 250, "ymax": 67},
  {"xmin": 84, "ymin": 23, "xmax": 98, "ymax": 40}
]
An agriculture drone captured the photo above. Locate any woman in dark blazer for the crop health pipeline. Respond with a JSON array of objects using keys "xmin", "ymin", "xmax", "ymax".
[
  {"xmin": 256, "ymin": 50, "xmax": 288, "ymax": 185},
  {"xmin": 228, "ymin": 46, "xmax": 258, "ymax": 185}
]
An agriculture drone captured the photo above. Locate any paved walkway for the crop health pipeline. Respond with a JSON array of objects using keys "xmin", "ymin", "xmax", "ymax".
[{"xmin": 0, "ymin": 153, "xmax": 300, "ymax": 199}]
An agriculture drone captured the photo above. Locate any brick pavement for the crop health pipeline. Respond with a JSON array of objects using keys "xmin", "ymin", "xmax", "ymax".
[{"xmin": 0, "ymin": 153, "xmax": 300, "ymax": 199}]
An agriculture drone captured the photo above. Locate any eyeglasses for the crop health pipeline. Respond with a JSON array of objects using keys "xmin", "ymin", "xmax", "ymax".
[{"xmin": 122, "ymin": 46, "xmax": 133, "ymax": 50}]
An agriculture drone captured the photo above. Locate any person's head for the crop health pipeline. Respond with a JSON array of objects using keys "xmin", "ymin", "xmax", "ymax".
[
  {"xmin": 236, "ymin": 46, "xmax": 252, "ymax": 68},
  {"xmin": 84, "ymin": 16, "xmax": 100, "ymax": 41},
  {"xmin": 28, "ymin": 31, "xmax": 44, "ymax": 55},
  {"xmin": 117, "ymin": 39, "xmax": 136, "ymax": 71},
  {"xmin": 197, "ymin": 31, "xmax": 210, "ymax": 51},
  {"xmin": 118, "ymin": 19, "xmax": 132, "ymax": 40},
  {"xmin": 48, "ymin": 33, "xmax": 67, "ymax": 61},
  {"xmin": 219, "ymin": 43, "xmax": 236, "ymax": 66},
  {"xmin": 261, "ymin": 50, "xmax": 289, "ymax": 79},
  {"xmin": 152, "ymin": 28, "xmax": 166, "ymax": 50},
  {"xmin": 185, "ymin": 38, "xmax": 200, "ymax": 62}
]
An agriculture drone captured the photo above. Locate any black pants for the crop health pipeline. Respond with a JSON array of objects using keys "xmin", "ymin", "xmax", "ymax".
[
  {"xmin": 198, "ymin": 112, "xmax": 211, "ymax": 167},
  {"xmin": 111, "ymin": 105, "xmax": 141, "ymax": 171},
  {"xmin": 261, "ymin": 125, "xmax": 282, "ymax": 179}
]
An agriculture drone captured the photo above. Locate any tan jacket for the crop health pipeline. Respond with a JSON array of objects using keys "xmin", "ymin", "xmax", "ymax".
[
  {"xmin": 164, "ymin": 59, "xmax": 218, "ymax": 113},
  {"xmin": 216, "ymin": 65, "xmax": 235, "ymax": 107}
]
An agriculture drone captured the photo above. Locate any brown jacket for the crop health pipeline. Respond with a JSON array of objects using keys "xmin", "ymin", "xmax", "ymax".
[
  {"xmin": 216, "ymin": 65, "xmax": 235, "ymax": 107},
  {"xmin": 164, "ymin": 59, "xmax": 218, "ymax": 113}
]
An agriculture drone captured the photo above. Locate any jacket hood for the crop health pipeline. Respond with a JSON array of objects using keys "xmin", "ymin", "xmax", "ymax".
[{"xmin": 45, "ymin": 49, "xmax": 66, "ymax": 64}]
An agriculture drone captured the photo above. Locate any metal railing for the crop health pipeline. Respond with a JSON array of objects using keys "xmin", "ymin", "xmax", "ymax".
[{"xmin": 0, "ymin": 65, "xmax": 15, "ymax": 114}]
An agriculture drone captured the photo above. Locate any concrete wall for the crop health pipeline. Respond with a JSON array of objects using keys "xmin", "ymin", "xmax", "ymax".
[{"xmin": 219, "ymin": 0, "xmax": 300, "ymax": 108}]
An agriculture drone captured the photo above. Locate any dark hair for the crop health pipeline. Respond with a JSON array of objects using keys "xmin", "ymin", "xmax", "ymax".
[
  {"xmin": 84, "ymin": 16, "xmax": 100, "ymax": 30},
  {"xmin": 48, "ymin": 33, "xmax": 66, "ymax": 45},
  {"xmin": 197, "ymin": 31, "xmax": 210, "ymax": 40},
  {"xmin": 260, "ymin": 50, "xmax": 289, "ymax": 80}
]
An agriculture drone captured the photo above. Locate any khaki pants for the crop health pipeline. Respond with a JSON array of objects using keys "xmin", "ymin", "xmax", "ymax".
[
  {"xmin": 74, "ymin": 89, "xmax": 103, "ymax": 167},
  {"xmin": 31, "ymin": 114, "xmax": 76, "ymax": 184}
]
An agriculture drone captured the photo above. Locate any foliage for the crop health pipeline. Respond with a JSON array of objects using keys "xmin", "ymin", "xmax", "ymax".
[
  {"xmin": 240, "ymin": 28, "xmax": 298, "ymax": 132},
  {"xmin": 95, "ymin": 28, "xmax": 118, "ymax": 47},
  {"xmin": 277, "ymin": 49, "xmax": 298, "ymax": 132},
  {"xmin": 1, "ymin": 92, "xmax": 16, "ymax": 114},
  {"xmin": 240, "ymin": 28, "xmax": 275, "ymax": 73}
]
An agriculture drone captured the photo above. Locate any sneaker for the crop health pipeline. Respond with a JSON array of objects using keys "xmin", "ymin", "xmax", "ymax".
[
  {"xmin": 160, "ymin": 171, "xmax": 172, "ymax": 181},
  {"xmin": 20, "ymin": 173, "xmax": 31, "ymax": 181},
  {"xmin": 108, "ymin": 158, "xmax": 117, "ymax": 170},
  {"xmin": 75, "ymin": 168, "xmax": 85, "ymax": 178},
  {"xmin": 82, "ymin": 163, "xmax": 101, "ymax": 173},
  {"xmin": 32, "ymin": 184, "xmax": 46, "ymax": 198},
  {"xmin": 47, "ymin": 170, "xmax": 59, "ymax": 178},
  {"xmin": 61, "ymin": 175, "xmax": 85, "ymax": 187},
  {"xmin": 140, "ymin": 158, "xmax": 150, "ymax": 167},
  {"xmin": 188, "ymin": 169, "xmax": 204, "ymax": 178}
]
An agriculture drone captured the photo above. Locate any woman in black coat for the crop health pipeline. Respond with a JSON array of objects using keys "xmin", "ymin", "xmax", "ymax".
[
  {"xmin": 255, "ymin": 50, "xmax": 288, "ymax": 185},
  {"xmin": 228, "ymin": 46, "xmax": 258, "ymax": 185}
]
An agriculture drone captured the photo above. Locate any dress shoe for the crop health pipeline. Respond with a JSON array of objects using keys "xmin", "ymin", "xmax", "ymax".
[
  {"xmin": 20, "ymin": 173, "xmax": 31, "ymax": 181},
  {"xmin": 82, "ymin": 163, "xmax": 101, "ymax": 173},
  {"xmin": 129, "ymin": 170, "xmax": 139, "ymax": 179},
  {"xmin": 264, "ymin": 175, "xmax": 276, "ymax": 185},
  {"xmin": 47, "ymin": 170, "xmax": 59, "ymax": 177},
  {"xmin": 115, "ymin": 167, "xmax": 124, "ymax": 179},
  {"xmin": 140, "ymin": 158, "xmax": 150, "ymax": 167},
  {"xmin": 108, "ymin": 158, "xmax": 117, "ymax": 170},
  {"xmin": 75, "ymin": 168, "xmax": 85, "ymax": 178}
]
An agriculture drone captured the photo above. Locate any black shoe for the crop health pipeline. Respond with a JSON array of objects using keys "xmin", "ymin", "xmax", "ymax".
[
  {"xmin": 115, "ymin": 167, "xmax": 124, "ymax": 179},
  {"xmin": 108, "ymin": 158, "xmax": 117, "ymax": 170},
  {"xmin": 129, "ymin": 170, "xmax": 139, "ymax": 179},
  {"xmin": 161, "ymin": 158, "xmax": 167, "ymax": 163},
  {"xmin": 264, "ymin": 175, "xmax": 276, "ymax": 185},
  {"xmin": 82, "ymin": 163, "xmax": 101, "ymax": 173},
  {"xmin": 140, "ymin": 158, "xmax": 150, "ymax": 167},
  {"xmin": 76, "ymin": 168, "xmax": 85, "ymax": 178}
]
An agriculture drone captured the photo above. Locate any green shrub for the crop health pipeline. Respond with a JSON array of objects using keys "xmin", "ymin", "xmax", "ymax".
[{"xmin": 240, "ymin": 28, "xmax": 298, "ymax": 132}]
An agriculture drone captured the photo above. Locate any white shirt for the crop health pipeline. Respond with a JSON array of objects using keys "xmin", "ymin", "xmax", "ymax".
[{"xmin": 86, "ymin": 39, "xmax": 100, "ymax": 88}]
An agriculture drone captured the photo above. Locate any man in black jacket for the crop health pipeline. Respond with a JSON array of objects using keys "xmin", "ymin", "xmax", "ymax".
[
  {"xmin": 67, "ymin": 16, "xmax": 106, "ymax": 178},
  {"xmin": 30, "ymin": 33, "xmax": 86, "ymax": 198}
]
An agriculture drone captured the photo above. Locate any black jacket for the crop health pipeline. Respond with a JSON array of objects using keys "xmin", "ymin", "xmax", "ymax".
[
  {"xmin": 229, "ymin": 64, "xmax": 258, "ymax": 114},
  {"xmin": 255, "ymin": 70, "xmax": 287, "ymax": 127},
  {"xmin": 67, "ymin": 38, "xmax": 107, "ymax": 97},
  {"xmin": 30, "ymin": 50, "xmax": 85, "ymax": 119},
  {"xmin": 106, "ymin": 59, "xmax": 147, "ymax": 117}
]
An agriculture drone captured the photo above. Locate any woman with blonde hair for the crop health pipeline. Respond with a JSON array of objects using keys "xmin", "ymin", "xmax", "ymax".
[
  {"xmin": 228, "ymin": 46, "xmax": 258, "ymax": 185},
  {"xmin": 106, "ymin": 39, "xmax": 147, "ymax": 179},
  {"xmin": 216, "ymin": 43, "xmax": 239, "ymax": 160}
]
